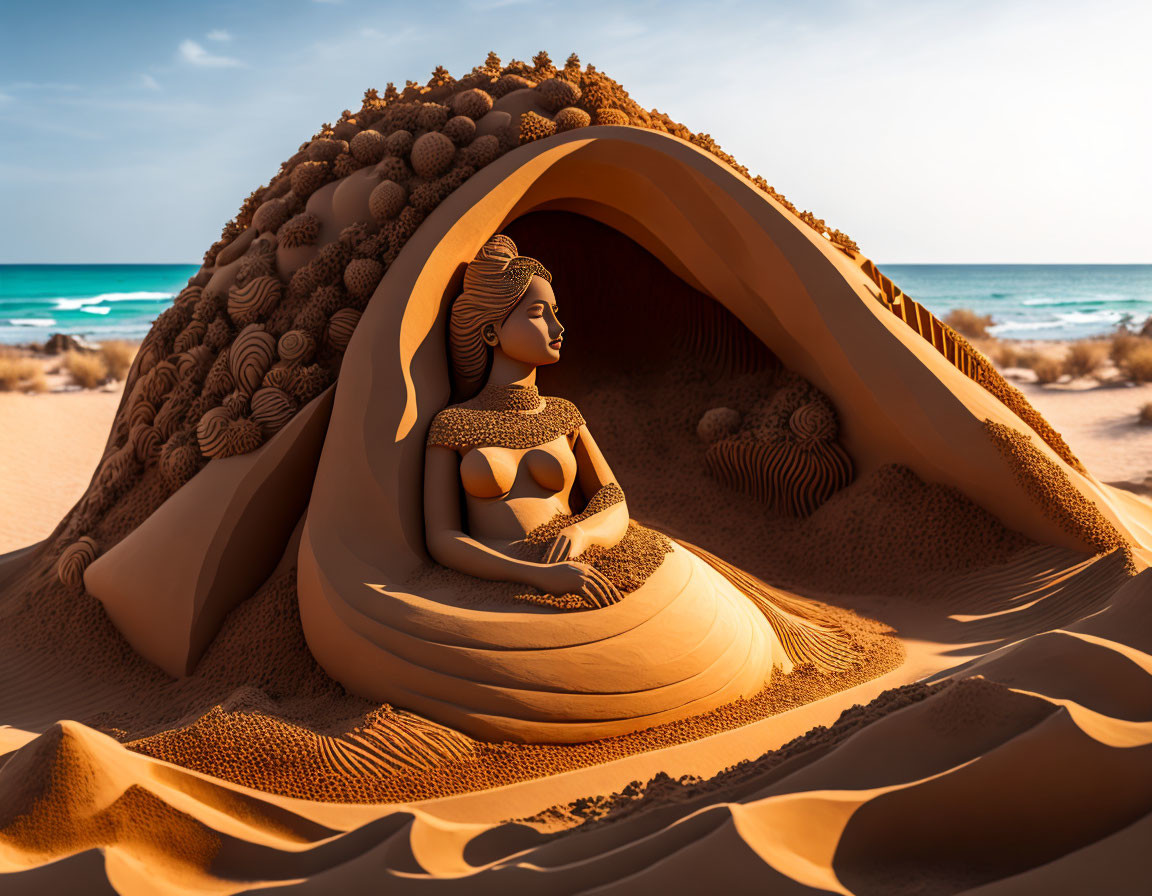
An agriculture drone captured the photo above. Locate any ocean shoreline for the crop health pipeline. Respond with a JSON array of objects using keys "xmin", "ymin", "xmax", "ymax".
[{"xmin": 3, "ymin": 263, "xmax": 1150, "ymax": 345}]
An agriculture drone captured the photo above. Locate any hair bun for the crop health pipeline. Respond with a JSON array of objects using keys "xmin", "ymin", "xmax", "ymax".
[{"xmin": 480, "ymin": 233, "xmax": 518, "ymax": 261}]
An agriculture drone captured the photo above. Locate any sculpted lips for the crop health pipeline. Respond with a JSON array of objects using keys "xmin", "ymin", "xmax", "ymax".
[{"xmin": 549, "ymin": 337, "xmax": 563, "ymax": 349}]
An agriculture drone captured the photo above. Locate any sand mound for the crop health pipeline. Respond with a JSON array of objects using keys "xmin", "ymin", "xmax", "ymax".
[{"xmin": 4, "ymin": 50, "xmax": 1152, "ymax": 892}]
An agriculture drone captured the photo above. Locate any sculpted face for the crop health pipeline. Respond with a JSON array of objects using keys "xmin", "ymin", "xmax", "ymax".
[{"xmin": 484, "ymin": 275, "xmax": 564, "ymax": 367}]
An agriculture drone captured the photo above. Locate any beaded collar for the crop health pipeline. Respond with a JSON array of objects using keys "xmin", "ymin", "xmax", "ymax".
[
  {"xmin": 426, "ymin": 384, "xmax": 586, "ymax": 452},
  {"xmin": 473, "ymin": 382, "xmax": 545, "ymax": 412}
]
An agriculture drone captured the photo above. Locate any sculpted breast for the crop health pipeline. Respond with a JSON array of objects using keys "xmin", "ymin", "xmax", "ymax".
[
  {"xmin": 460, "ymin": 447, "xmax": 518, "ymax": 499},
  {"xmin": 524, "ymin": 446, "xmax": 571, "ymax": 493},
  {"xmin": 458, "ymin": 439, "xmax": 577, "ymax": 500}
]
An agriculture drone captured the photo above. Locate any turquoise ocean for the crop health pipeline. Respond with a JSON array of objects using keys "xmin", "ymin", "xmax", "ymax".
[{"xmin": 1, "ymin": 263, "xmax": 1150, "ymax": 345}]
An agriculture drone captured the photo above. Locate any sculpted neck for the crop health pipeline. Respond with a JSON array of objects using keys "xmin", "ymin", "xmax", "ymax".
[{"xmin": 487, "ymin": 347, "xmax": 537, "ymax": 390}]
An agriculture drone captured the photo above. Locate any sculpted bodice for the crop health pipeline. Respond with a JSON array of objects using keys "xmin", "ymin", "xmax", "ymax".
[{"xmin": 426, "ymin": 384, "xmax": 588, "ymax": 545}]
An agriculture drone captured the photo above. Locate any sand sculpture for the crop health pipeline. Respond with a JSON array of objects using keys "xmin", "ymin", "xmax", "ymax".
[
  {"xmin": 293, "ymin": 233, "xmax": 854, "ymax": 742},
  {"xmin": 2, "ymin": 50, "xmax": 1152, "ymax": 893}
]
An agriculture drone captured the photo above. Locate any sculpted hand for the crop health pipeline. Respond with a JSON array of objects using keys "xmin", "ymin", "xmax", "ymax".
[
  {"xmin": 544, "ymin": 524, "xmax": 588, "ymax": 563},
  {"xmin": 533, "ymin": 561, "xmax": 623, "ymax": 609}
]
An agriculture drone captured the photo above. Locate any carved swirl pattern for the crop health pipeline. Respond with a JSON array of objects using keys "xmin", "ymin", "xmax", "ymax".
[
  {"xmin": 195, "ymin": 407, "xmax": 232, "ymax": 458},
  {"xmin": 196, "ymin": 407, "xmax": 264, "ymax": 460},
  {"xmin": 57, "ymin": 536, "xmax": 99, "ymax": 588},
  {"xmin": 129, "ymin": 422, "xmax": 162, "ymax": 465},
  {"xmin": 127, "ymin": 397, "xmax": 156, "ymax": 430},
  {"xmin": 175, "ymin": 345, "xmax": 213, "ymax": 381},
  {"xmin": 250, "ymin": 387, "xmax": 297, "ymax": 436},
  {"xmin": 174, "ymin": 319, "xmax": 206, "ymax": 353},
  {"xmin": 789, "ymin": 402, "xmax": 837, "ymax": 443},
  {"xmin": 277, "ymin": 330, "xmax": 315, "ymax": 366},
  {"xmin": 143, "ymin": 360, "xmax": 179, "ymax": 405},
  {"xmin": 325, "ymin": 308, "xmax": 361, "ymax": 352},
  {"xmin": 229, "ymin": 324, "xmax": 277, "ymax": 394},
  {"xmin": 227, "ymin": 276, "xmax": 282, "ymax": 327}
]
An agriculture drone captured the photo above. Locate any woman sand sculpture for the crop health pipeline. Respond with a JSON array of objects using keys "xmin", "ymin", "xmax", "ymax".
[{"xmin": 404, "ymin": 233, "xmax": 853, "ymax": 742}]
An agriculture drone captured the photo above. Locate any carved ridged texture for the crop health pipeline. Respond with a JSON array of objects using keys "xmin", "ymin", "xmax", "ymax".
[
  {"xmin": 315, "ymin": 709, "xmax": 475, "ymax": 779},
  {"xmin": 227, "ymin": 276, "xmax": 282, "ymax": 327},
  {"xmin": 705, "ymin": 436, "xmax": 853, "ymax": 516},
  {"xmin": 277, "ymin": 330, "xmax": 315, "ymax": 366},
  {"xmin": 230, "ymin": 325, "xmax": 277, "ymax": 394},
  {"xmin": 325, "ymin": 308, "xmax": 361, "ymax": 352},
  {"xmin": 250, "ymin": 387, "xmax": 296, "ymax": 436},
  {"xmin": 675, "ymin": 539, "xmax": 857, "ymax": 672},
  {"xmin": 678, "ymin": 297, "xmax": 778, "ymax": 375},
  {"xmin": 195, "ymin": 407, "xmax": 232, "ymax": 458},
  {"xmin": 57, "ymin": 537, "xmax": 99, "ymax": 588}
]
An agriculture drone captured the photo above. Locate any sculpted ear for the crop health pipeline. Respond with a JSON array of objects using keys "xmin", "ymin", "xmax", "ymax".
[{"xmin": 482, "ymin": 323, "xmax": 499, "ymax": 347}]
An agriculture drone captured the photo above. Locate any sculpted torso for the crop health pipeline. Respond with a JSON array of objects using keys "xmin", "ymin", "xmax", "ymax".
[
  {"xmin": 424, "ymin": 270, "xmax": 630, "ymax": 606},
  {"xmin": 459, "ymin": 433, "xmax": 578, "ymax": 542}
]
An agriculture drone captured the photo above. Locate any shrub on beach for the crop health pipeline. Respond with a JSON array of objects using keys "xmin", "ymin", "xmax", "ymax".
[
  {"xmin": 1140, "ymin": 402, "xmax": 1152, "ymax": 426},
  {"xmin": 1064, "ymin": 342, "xmax": 1108, "ymax": 379},
  {"xmin": 1120, "ymin": 343, "xmax": 1152, "ymax": 384},
  {"xmin": 987, "ymin": 340, "xmax": 1021, "ymax": 369},
  {"xmin": 944, "ymin": 308, "xmax": 994, "ymax": 340},
  {"xmin": 99, "ymin": 340, "xmax": 137, "ymax": 381},
  {"xmin": 1110, "ymin": 333, "xmax": 1146, "ymax": 368},
  {"xmin": 0, "ymin": 348, "xmax": 47, "ymax": 393},
  {"xmin": 1016, "ymin": 351, "xmax": 1064, "ymax": 385},
  {"xmin": 62, "ymin": 350, "xmax": 109, "ymax": 389}
]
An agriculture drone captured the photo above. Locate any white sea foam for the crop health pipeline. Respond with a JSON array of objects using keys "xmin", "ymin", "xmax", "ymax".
[
  {"xmin": 1021, "ymin": 295, "xmax": 1135, "ymax": 306},
  {"xmin": 7, "ymin": 318, "xmax": 57, "ymax": 327},
  {"xmin": 51, "ymin": 291, "xmax": 173, "ymax": 310},
  {"xmin": 1056, "ymin": 310, "xmax": 1125, "ymax": 324},
  {"xmin": 989, "ymin": 320, "xmax": 1063, "ymax": 333},
  {"xmin": 79, "ymin": 306, "xmax": 112, "ymax": 315},
  {"xmin": 52, "ymin": 297, "xmax": 105, "ymax": 310}
]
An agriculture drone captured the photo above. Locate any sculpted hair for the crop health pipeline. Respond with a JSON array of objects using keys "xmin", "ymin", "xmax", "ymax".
[{"xmin": 449, "ymin": 234, "xmax": 552, "ymax": 390}]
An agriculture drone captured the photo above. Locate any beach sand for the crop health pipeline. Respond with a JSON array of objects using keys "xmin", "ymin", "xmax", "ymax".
[
  {"xmin": 0, "ymin": 348, "xmax": 127, "ymax": 554},
  {"xmin": 987, "ymin": 338, "xmax": 1152, "ymax": 490}
]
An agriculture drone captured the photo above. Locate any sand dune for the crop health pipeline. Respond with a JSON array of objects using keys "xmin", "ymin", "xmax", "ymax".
[
  {"xmin": 3, "ymin": 523, "xmax": 1149, "ymax": 893},
  {"xmin": 3, "ymin": 567, "xmax": 1150, "ymax": 893}
]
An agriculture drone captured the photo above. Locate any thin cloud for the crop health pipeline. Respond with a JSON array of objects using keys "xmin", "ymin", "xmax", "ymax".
[
  {"xmin": 206, "ymin": 29, "xmax": 233, "ymax": 42},
  {"xmin": 178, "ymin": 39, "xmax": 243, "ymax": 68},
  {"xmin": 467, "ymin": 0, "xmax": 533, "ymax": 8},
  {"xmin": 6, "ymin": 81, "xmax": 80, "ymax": 91},
  {"xmin": 139, "ymin": 73, "xmax": 161, "ymax": 91}
]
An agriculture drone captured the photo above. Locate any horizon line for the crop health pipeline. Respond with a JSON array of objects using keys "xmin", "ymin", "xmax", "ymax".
[{"xmin": 2, "ymin": 260, "xmax": 1151, "ymax": 267}]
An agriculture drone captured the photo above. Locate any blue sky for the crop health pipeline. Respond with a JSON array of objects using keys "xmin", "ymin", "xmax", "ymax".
[{"xmin": 1, "ymin": 0, "xmax": 1148, "ymax": 263}]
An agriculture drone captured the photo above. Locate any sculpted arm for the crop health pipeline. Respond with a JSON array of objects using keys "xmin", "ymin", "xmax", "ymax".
[
  {"xmin": 544, "ymin": 424, "xmax": 630, "ymax": 562},
  {"xmin": 424, "ymin": 444, "xmax": 622, "ymax": 606}
]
